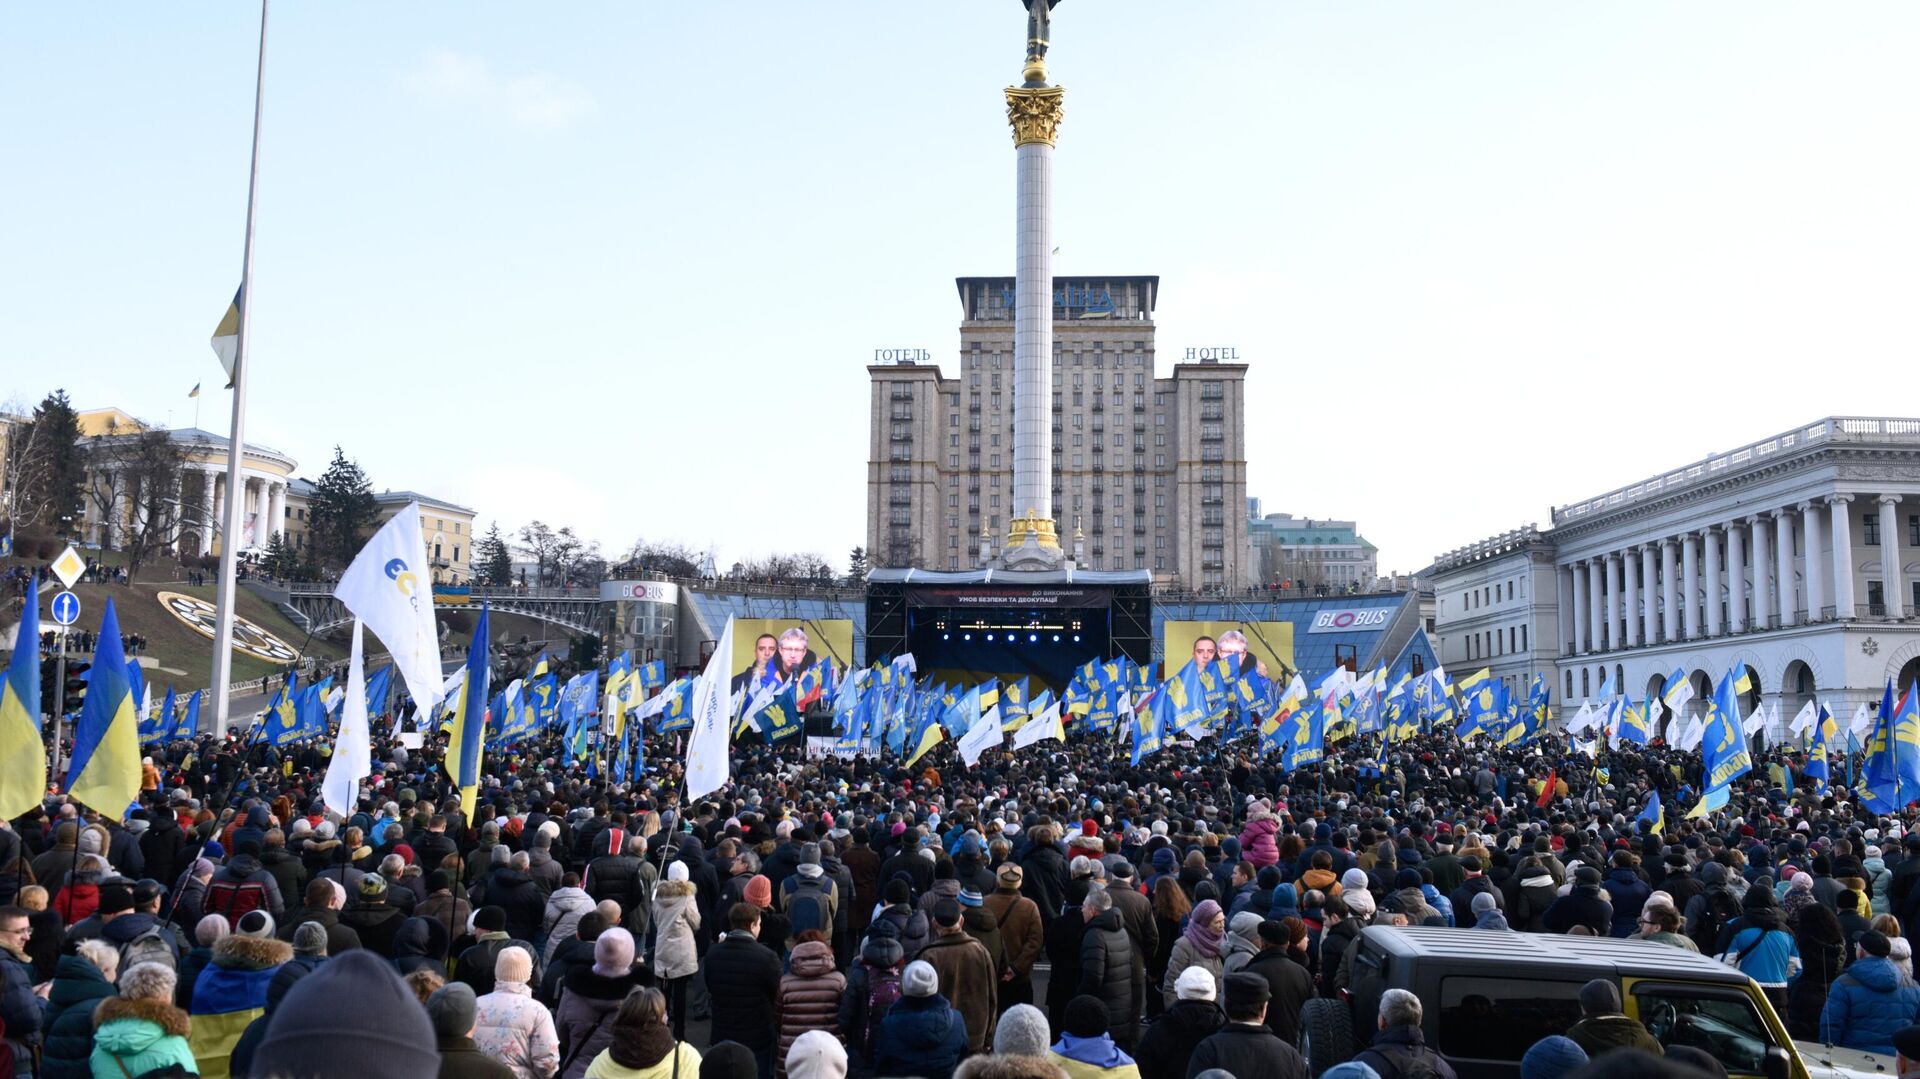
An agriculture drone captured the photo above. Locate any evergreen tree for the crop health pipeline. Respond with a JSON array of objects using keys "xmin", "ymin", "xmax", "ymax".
[
  {"xmin": 475, "ymin": 522, "xmax": 513, "ymax": 586},
  {"xmin": 262, "ymin": 531, "xmax": 292, "ymax": 578},
  {"xmin": 309, "ymin": 446, "xmax": 377, "ymax": 570},
  {"xmin": 847, "ymin": 545, "xmax": 869, "ymax": 583},
  {"xmin": 5, "ymin": 389, "xmax": 85, "ymax": 534}
]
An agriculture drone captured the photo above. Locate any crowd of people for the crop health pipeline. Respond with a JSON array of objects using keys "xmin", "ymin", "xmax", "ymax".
[{"xmin": 0, "ymin": 695, "xmax": 1917, "ymax": 1079}]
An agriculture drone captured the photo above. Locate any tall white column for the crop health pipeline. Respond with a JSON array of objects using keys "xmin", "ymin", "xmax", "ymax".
[
  {"xmin": 1557, "ymin": 566, "xmax": 1576, "ymax": 655},
  {"xmin": 1624, "ymin": 546, "xmax": 1643, "ymax": 648},
  {"xmin": 268, "ymin": 481, "xmax": 286, "ymax": 540},
  {"xmin": 1005, "ymin": 73, "xmax": 1064, "ymax": 545},
  {"xmin": 1640, "ymin": 546, "xmax": 1659, "ymax": 645},
  {"xmin": 199, "ymin": 467, "xmax": 217, "ymax": 554},
  {"xmin": 1587, "ymin": 560, "xmax": 1604, "ymax": 654},
  {"xmin": 1775, "ymin": 510, "xmax": 1797, "ymax": 625},
  {"xmin": 1829, "ymin": 494, "xmax": 1856, "ymax": 618},
  {"xmin": 249, "ymin": 477, "xmax": 266, "ymax": 548},
  {"xmin": 1801, "ymin": 501, "xmax": 1826, "ymax": 620},
  {"xmin": 1704, "ymin": 526, "xmax": 1723, "ymax": 636},
  {"xmin": 1881, "ymin": 495, "xmax": 1906, "ymax": 618},
  {"xmin": 1749, "ymin": 515, "xmax": 1772, "ymax": 629},
  {"xmin": 1604, "ymin": 554, "xmax": 1623, "ymax": 651},
  {"xmin": 1570, "ymin": 562, "xmax": 1589, "ymax": 654},
  {"xmin": 1660, "ymin": 539, "xmax": 1679, "ymax": 643},
  {"xmin": 1681, "ymin": 533, "xmax": 1701, "ymax": 639},
  {"xmin": 1727, "ymin": 520, "xmax": 1747, "ymax": 633}
]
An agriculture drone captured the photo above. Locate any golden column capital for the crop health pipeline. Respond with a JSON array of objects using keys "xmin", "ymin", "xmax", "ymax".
[{"xmin": 1005, "ymin": 84, "xmax": 1065, "ymax": 148}]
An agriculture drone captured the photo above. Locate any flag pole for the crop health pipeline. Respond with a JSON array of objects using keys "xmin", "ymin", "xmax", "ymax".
[{"xmin": 210, "ymin": 0, "xmax": 270, "ymax": 736}]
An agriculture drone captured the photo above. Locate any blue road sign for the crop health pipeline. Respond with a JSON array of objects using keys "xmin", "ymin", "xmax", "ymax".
[{"xmin": 49, "ymin": 590, "xmax": 81, "ymax": 626}]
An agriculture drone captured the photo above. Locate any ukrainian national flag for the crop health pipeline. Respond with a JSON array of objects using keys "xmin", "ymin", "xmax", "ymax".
[
  {"xmin": 0, "ymin": 578, "xmax": 45, "ymax": 819},
  {"xmin": 1637, "ymin": 791, "xmax": 1665, "ymax": 836},
  {"xmin": 906, "ymin": 701, "xmax": 947, "ymax": 768},
  {"xmin": 210, "ymin": 285, "xmax": 242, "ymax": 387},
  {"xmin": 66, "ymin": 598, "xmax": 142, "ymax": 816},
  {"xmin": 445, "ymin": 605, "xmax": 490, "ymax": 821}
]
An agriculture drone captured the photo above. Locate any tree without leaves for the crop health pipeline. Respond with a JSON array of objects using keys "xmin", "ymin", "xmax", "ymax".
[
  {"xmin": 517, "ymin": 521, "xmax": 556, "ymax": 586},
  {"xmin": 616, "ymin": 539, "xmax": 702, "ymax": 579},
  {"xmin": 83, "ymin": 421, "xmax": 190, "ymax": 584},
  {"xmin": 729, "ymin": 551, "xmax": 835, "ymax": 583},
  {"xmin": 309, "ymin": 446, "xmax": 378, "ymax": 570}
]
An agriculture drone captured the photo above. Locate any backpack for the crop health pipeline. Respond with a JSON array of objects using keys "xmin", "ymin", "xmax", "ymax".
[
  {"xmin": 118, "ymin": 924, "xmax": 177, "ymax": 973},
  {"xmin": 207, "ymin": 876, "xmax": 270, "ymax": 930},
  {"xmin": 787, "ymin": 883, "xmax": 832, "ymax": 942},
  {"xmin": 1693, "ymin": 889, "xmax": 1740, "ymax": 955},
  {"xmin": 859, "ymin": 965, "xmax": 903, "ymax": 1057}
]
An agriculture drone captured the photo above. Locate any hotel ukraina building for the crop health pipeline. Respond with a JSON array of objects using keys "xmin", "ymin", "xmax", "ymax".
[{"xmin": 1428, "ymin": 417, "xmax": 1920, "ymax": 737}]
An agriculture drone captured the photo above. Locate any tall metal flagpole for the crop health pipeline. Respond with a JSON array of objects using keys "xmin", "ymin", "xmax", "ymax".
[{"xmin": 210, "ymin": 0, "xmax": 270, "ymax": 735}]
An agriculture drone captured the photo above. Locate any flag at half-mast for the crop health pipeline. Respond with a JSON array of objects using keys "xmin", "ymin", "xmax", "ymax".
[{"xmin": 210, "ymin": 285, "xmax": 242, "ymax": 387}]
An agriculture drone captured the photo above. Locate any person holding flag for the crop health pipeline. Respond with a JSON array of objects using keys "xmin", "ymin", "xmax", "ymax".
[
  {"xmin": 66, "ymin": 599, "xmax": 143, "ymax": 816},
  {"xmin": 445, "ymin": 605, "xmax": 491, "ymax": 822}
]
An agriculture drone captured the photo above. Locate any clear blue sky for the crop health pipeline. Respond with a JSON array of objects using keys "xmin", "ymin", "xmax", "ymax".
[{"xmin": 6, "ymin": 3, "xmax": 1916, "ymax": 575}]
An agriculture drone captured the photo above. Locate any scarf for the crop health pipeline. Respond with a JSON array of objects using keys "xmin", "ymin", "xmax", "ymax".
[{"xmin": 1185, "ymin": 900, "xmax": 1224, "ymax": 958}]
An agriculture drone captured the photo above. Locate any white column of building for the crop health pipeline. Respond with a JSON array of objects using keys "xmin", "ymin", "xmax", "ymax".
[
  {"xmin": 199, "ymin": 468, "xmax": 217, "ymax": 553},
  {"xmin": 1624, "ymin": 546, "xmax": 1643, "ymax": 648},
  {"xmin": 1557, "ymin": 566, "xmax": 1576, "ymax": 655},
  {"xmin": 1829, "ymin": 494, "xmax": 1856, "ymax": 619},
  {"xmin": 1800, "ymin": 501, "xmax": 1826, "ymax": 620},
  {"xmin": 1703, "ymin": 526, "xmax": 1723, "ymax": 636},
  {"xmin": 1660, "ymin": 539, "xmax": 1679, "ymax": 643},
  {"xmin": 1881, "ymin": 495, "xmax": 1906, "ymax": 618},
  {"xmin": 249, "ymin": 477, "xmax": 266, "ymax": 548},
  {"xmin": 1775, "ymin": 510, "xmax": 1797, "ymax": 625},
  {"xmin": 1587, "ymin": 560, "xmax": 1605, "ymax": 654},
  {"xmin": 1749, "ymin": 515, "xmax": 1772, "ymax": 629},
  {"xmin": 1640, "ymin": 546, "xmax": 1658, "ymax": 645},
  {"xmin": 1727, "ymin": 520, "xmax": 1747, "ymax": 633},
  {"xmin": 1681, "ymin": 533, "xmax": 1701, "ymax": 639},
  {"xmin": 1570, "ymin": 562, "xmax": 1589, "ymax": 654},
  {"xmin": 1604, "ymin": 554, "xmax": 1623, "ymax": 651},
  {"xmin": 268, "ymin": 481, "xmax": 286, "ymax": 540}
]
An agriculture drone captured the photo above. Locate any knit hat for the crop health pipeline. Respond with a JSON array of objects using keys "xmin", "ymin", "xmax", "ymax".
[
  {"xmin": 1344, "ymin": 889, "xmax": 1376, "ymax": 917},
  {"xmin": 1579, "ymin": 978, "xmax": 1622, "ymax": 1015},
  {"xmin": 1321, "ymin": 1065, "xmax": 1382, "ymax": 1079},
  {"xmin": 1520, "ymin": 1035, "xmax": 1589, "ymax": 1079},
  {"xmin": 237, "ymin": 910, "xmax": 276, "ymax": 939},
  {"xmin": 957, "ymin": 889, "xmax": 984, "ymax": 909},
  {"xmin": 902, "ymin": 960, "xmax": 939, "ymax": 998},
  {"xmin": 97, "ymin": 882, "xmax": 134, "ymax": 915},
  {"xmin": 1224, "ymin": 972, "xmax": 1270, "ymax": 1010},
  {"xmin": 993, "ymin": 1003, "xmax": 1051, "ymax": 1057},
  {"xmin": 1393, "ymin": 868, "xmax": 1423, "ymax": 891},
  {"xmin": 196, "ymin": 914, "xmax": 231, "ymax": 946},
  {"xmin": 1175, "ymin": 966, "xmax": 1216, "ymax": 1002},
  {"xmin": 1064, "ymin": 995, "xmax": 1110, "ymax": 1038},
  {"xmin": 251, "ymin": 950, "xmax": 440, "ymax": 1078},
  {"xmin": 702, "ymin": 1042, "xmax": 760, "ymax": 1079},
  {"xmin": 495, "ymin": 944, "xmax": 533, "ymax": 985},
  {"xmin": 1471, "ymin": 892, "xmax": 1498, "ymax": 915},
  {"xmin": 932, "ymin": 897, "xmax": 963, "ymax": 928},
  {"xmin": 667, "ymin": 861, "xmax": 689, "ymax": 883},
  {"xmin": 786, "ymin": 1029, "xmax": 847, "ymax": 1079},
  {"xmin": 292, "ymin": 921, "xmax": 329, "ymax": 956},
  {"xmin": 1860, "ymin": 930, "xmax": 1893, "ymax": 958},
  {"xmin": 473, "ymin": 906, "xmax": 507, "ymax": 933},
  {"xmin": 1340, "ymin": 868, "xmax": 1370, "ymax": 893},
  {"xmin": 744, "ymin": 875, "xmax": 773, "ymax": 908},
  {"xmin": 594, "ymin": 927, "xmax": 636, "ymax": 976},
  {"xmin": 426, "ymin": 982, "xmax": 478, "ymax": 1038}
]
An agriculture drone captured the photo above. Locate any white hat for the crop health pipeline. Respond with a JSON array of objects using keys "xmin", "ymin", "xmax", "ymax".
[
  {"xmin": 1175, "ymin": 966, "xmax": 1216, "ymax": 1002},
  {"xmin": 902, "ymin": 960, "xmax": 939, "ymax": 998},
  {"xmin": 667, "ymin": 861, "xmax": 689, "ymax": 883}
]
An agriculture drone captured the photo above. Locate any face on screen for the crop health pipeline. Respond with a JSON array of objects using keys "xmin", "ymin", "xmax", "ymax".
[
  {"xmin": 1192, "ymin": 636, "xmax": 1217, "ymax": 666},
  {"xmin": 753, "ymin": 636, "xmax": 777, "ymax": 666},
  {"xmin": 779, "ymin": 634, "xmax": 809, "ymax": 672}
]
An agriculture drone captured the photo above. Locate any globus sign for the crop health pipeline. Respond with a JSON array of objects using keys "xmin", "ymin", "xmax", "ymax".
[
  {"xmin": 1307, "ymin": 607, "xmax": 1391, "ymax": 634},
  {"xmin": 599, "ymin": 581, "xmax": 679, "ymax": 604}
]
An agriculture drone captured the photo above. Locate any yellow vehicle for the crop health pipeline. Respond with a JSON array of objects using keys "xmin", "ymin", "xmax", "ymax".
[{"xmin": 1297, "ymin": 926, "xmax": 1885, "ymax": 1078}]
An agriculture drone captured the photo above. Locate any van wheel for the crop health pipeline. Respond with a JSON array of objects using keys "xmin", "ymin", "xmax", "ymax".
[{"xmin": 1300, "ymin": 997, "xmax": 1356, "ymax": 1077}]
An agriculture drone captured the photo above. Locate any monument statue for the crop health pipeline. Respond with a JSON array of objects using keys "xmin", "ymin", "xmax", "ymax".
[{"xmin": 1025, "ymin": 0, "xmax": 1059, "ymax": 65}]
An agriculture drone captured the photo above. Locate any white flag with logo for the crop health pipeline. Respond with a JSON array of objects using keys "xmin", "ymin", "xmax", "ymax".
[
  {"xmin": 686, "ymin": 617, "xmax": 735, "ymax": 801},
  {"xmin": 959, "ymin": 704, "xmax": 1004, "ymax": 767},
  {"xmin": 1851, "ymin": 702, "xmax": 1875, "ymax": 739},
  {"xmin": 322, "ymin": 620, "xmax": 371, "ymax": 818},
  {"xmin": 334, "ymin": 502, "xmax": 444, "ymax": 713},
  {"xmin": 1789, "ymin": 700, "xmax": 1818, "ymax": 736},
  {"xmin": 1012, "ymin": 701, "xmax": 1064, "ymax": 749},
  {"xmin": 1565, "ymin": 701, "xmax": 1596, "ymax": 734}
]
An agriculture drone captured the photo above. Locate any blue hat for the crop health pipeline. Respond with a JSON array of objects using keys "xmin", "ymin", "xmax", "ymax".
[
  {"xmin": 1520, "ymin": 1035, "xmax": 1588, "ymax": 1079},
  {"xmin": 958, "ymin": 889, "xmax": 984, "ymax": 908}
]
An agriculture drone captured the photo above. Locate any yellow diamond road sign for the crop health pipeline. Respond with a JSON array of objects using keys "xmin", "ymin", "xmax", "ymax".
[{"xmin": 50, "ymin": 545, "xmax": 86, "ymax": 590}]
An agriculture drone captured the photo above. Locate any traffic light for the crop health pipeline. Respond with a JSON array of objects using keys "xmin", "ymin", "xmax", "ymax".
[
  {"xmin": 62, "ymin": 662, "xmax": 90, "ymax": 716},
  {"xmin": 39, "ymin": 666, "xmax": 58, "ymax": 718}
]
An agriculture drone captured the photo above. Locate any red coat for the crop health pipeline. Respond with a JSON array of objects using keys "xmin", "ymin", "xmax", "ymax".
[{"xmin": 1239, "ymin": 815, "xmax": 1280, "ymax": 869}]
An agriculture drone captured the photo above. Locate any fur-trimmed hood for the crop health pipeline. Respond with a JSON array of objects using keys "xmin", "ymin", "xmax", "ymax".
[
  {"xmin": 95, "ymin": 995, "xmax": 192, "ymax": 1038},
  {"xmin": 653, "ymin": 879, "xmax": 696, "ymax": 900},
  {"xmin": 212, "ymin": 933, "xmax": 293, "ymax": 971}
]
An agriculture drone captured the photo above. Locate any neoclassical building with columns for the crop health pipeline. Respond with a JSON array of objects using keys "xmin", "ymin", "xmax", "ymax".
[
  {"xmin": 76, "ymin": 408, "xmax": 295, "ymax": 557},
  {"xmin": 1431, "ymin": 417, "xmax": 1920, "ymax": 739}
]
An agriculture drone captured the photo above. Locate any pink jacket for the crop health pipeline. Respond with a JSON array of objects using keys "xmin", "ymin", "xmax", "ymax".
[{"xmin": 1238, "ymin": 816, "xmax": 1280, "ymax": 869}]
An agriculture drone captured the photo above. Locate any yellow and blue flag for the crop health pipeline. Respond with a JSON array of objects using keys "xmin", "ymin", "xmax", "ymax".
[
  {"xmin": 66, "ymin": 598, "xmax": 143, "ymax": 816},
  {"xmin": 1134, "ymin": 687, "xmax": 1170, "ymax": 765},
  {"xmin": 172, "ymin": 690, "xmax": 201, "ymax": 743},
  {"xmin": 0, "ymin": 578, "xmax": 45, "ymax": 819},
  {"xmin": 1701, "ymin": 671, "xmax": 1752, "ymax": 794},
  {"xmin": 1637, "ymin": 790, "xmax": 1664, "ymax": 836},
  {"xmin": 445, "ymin": 605, "xmax": 490, "ymax": 820}
]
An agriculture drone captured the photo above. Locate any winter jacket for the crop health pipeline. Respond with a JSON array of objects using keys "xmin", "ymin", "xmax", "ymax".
[
  {"xmin": 1319, "ymin": 918, "xmax": 1361, "ymax": 997},
  {"xmin": 984, "ymin": 887, "xmax": 1044, "ymax": 978},
  {"xmin": 392, "ymin": 915, "xmax": 452, "ymax": 979},
  {"xmin": 437, "ymin": 1033, "xmax": 520, "ymax": 1079},
  {"xmin": 873, "ymin": 994, "xmax": 968, "ymax": 1079},
  {"xmin": 1049, "ymin": 1033, "xmax": 1141, "ymax": 1079},
  {"xmin": 839, "ymin": 934, "xmax": 904, "ymax": 1071},
  {"xmin": 1353, "ymin": 1023, "xmax": 1458, "ymax": 1079},
  {"xmin": 1188, "ymin": 1022, "xmax": 1311, "ymax": 1079},
  {"xmin": 189, "ymin": 931, "xmax": 292, "ymax": 1079},
  {"xmin": 207, "ymin": 853, "xmax": 286, "ymax": 920},
  {"xmin": 42, "ymin": 953, "xmax": 118, "ymax": 1079},
  {"xmin": 704, "ymin": 929, "xmax": 782, "ymax": 1051},
  {"xmin": 1242, "ymin": 949, "xmax": 1314, "ymax": 1044},
  {"xmin": 260, "ymin": 846, "xmax": 307, "ymax": 907},
  {"xmin": 1567, "ymin": 1013, "xmax": 1666, "ymax": 1058},
  {"xmin": 1509, "ymin": 865, "xmax": 1560, "ymax": 933},
  {"xmin": 1866, "ymin": 856, "xmax": 1892, "ymax": 916},
  {"xmin": 0, "ymin": 944, "xmax": 40, "ymax": 1078},
  {"xmin": 775, "ymin": 941, "xmax": 845, "ymax": 1078},
  {"xmin": 1722, "ymin": 923, "xmax": 1801, "ymax": 987},
  {"xmin": 1134, "ymin": 999, "xmax": 1223, "ymax": 1079},
  {"xmin": 1606, "ymin": 868, "xmax": 1653, "ymax": 937},
  {"xmin": 1819, "ymin": 955, "xmax": 1920, "ymax": 1053},
  {"xmin": 481, "ymin": 868, "xmax": 549, "ymax": 946},
  {"xmin": 1161, "ymin": 935, "xmax": 1225, "ymax": 1009},
  {"xmin": 339, "ymin": 902, "xmax": 406, "ymax": 958},
  {"xmin": 1237, "ymin": 816, "xmax": 1280, "ymax": 869},
  {"xmin": 474, "ymin": 979, "xmax": 561, "ymax": 1079},
  {"xmin": 582, "ymin": 1041, "xmax": 702, "ymax": 1079},
  {"xmin": 554, "ymin": 967, "xmax": 644, "ymax": 1079},
  {"xmin": 1449, "ymin": 876, "xmax": 1501, "ymax": 930},
  {"xmin": 1543, "ymin": 883, "xmax": 1612, "ymax": 936},
  {"xmin": 1019, "ymin": 845, "xmax": 1069, "ymax": 926},
  {"xmin": 919, "ymin": 930, "xmax": 999, "ymax": 1052},
  {"xmin": 542, "ymin": 886, "xmax": 597, "ymax": 964},
  {"xmin": 1787, "ymin": 932, "xmax": 1846, "ymax": 1040},
  {"xmin": 649, "ymin": 879, "xmax": 701, "ymax": 980},
  {"xmin": 90, "ymin": 996, "xmax": 198, "ymax": 1079}
]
